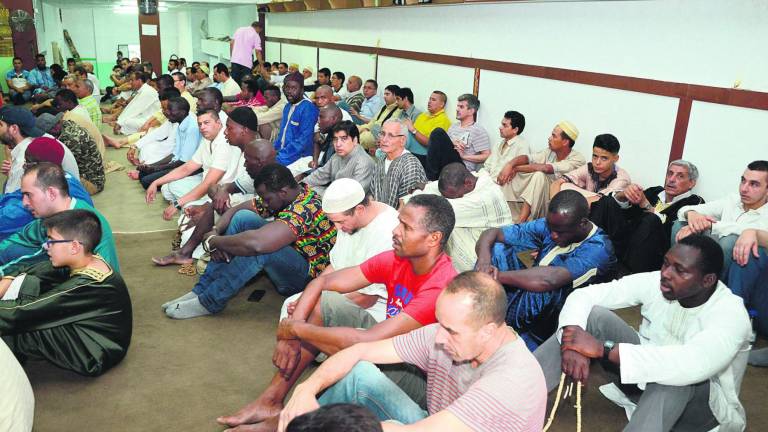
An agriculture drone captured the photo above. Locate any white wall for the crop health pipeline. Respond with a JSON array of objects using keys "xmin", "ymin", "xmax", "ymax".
[{"xmin": 265, "ymin": 0, "xmax": 768, "ymax": 198}]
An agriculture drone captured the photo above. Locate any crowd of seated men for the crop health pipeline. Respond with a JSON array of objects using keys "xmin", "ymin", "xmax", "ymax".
[{"xmin": 1, "ymin": 50, "xmax": 766, "ymax": 432}]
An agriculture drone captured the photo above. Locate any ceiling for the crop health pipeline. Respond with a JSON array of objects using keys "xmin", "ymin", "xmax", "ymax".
[{"xmin": 41, "ymin": 0, "xmax": 267, "ymax": 10}]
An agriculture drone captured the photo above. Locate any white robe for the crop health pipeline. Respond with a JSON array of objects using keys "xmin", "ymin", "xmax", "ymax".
[
  {"xmin": 136, "ymin": 121, "xmax": 177, "ymax": 165},
  {"xmin": 117, "ymin": 83, "xmax": 160, "ymax": 135}
]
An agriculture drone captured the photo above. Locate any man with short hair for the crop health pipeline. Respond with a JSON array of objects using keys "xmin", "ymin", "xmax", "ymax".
[
  {"xmin": 71, "ymin": 79, "xmax": 103, "ymax": 126},
  {"xmin": 358, "ymin": 84, "xmax": 401, "ymax": 152},
  {"xmin": 271, "ymin": 62, "xmax": 289, "ymax": 85},
  {"xmin": 404, "ymin": 91, "xmax": 452, "ymax": 168},
  {"xmin": 0, "ymin": 106, "xmax": 80, "ymax": 194},
  {"xmin": 496, "ymin": 121, "xmax": 586, "ymax": 222},
  {"xmin": 5, "ymin": 57, "xmax": 32, "ymax": 105},
  {"xmin": 27, "ymin": 54, "xmax": 57, "ymax": 101},
  {"xmin": 254, "ymin": 85, "xmax": 287, "ymax": 142},
  {"xmin": 305, "ymin": 67, "xmax": 331, "ymax": 93},
  {"xmin": 304, "ymin": 120, "xmax": 375, "ymax": 195},
  {"xmin": 218, "ymin": 194, "xmax": 457, "ymax": 431},
  {"xmin": 475, "ymin": 190, "xmax": 615, "ymax": 350},
  {"xmin": 0, "ymin": 209, "xmax": 132, "ymax": 377},
  {"xmin": 675, "ymin": 160, "xmax": 768, "ymax": 275},
  {"xmin": 285, "ymin": 404, "xmax": 382, "ymax": 432},
  {"xmin": 0, "ymin": 163, "xmax": 118, "ymax": 273},
  {"xmin": 551, "ymin": 133, "xmax": 631, "ymax": 202},
  {"xmin": 405, "ymin": 162, "xmax": 513, "ymax": 272},
  {"xmin": 425, "ymin": 93, "xmax": 490, "ymax": 179},
  {"xmin": 145, "ymin": 109, "xmax": 244, "ymax": 221},
  {"xmin": 223, "ymin": 78, "xmax": 265, "ymax": 112},
  {"xmin": 230, "ymin": 21, "xmax": 264, "ymax": 85},
  {"xmin": 339, "ymin": 75, "xmax": 364, "ymax": 114},
  {"xmin": 213, "ymin": 63, "xmax": 241, "ymax": 98},
  {"xmin": 308, "ymin": 103, "xmax": 343, "ymax": 170},
  {"xmin": 114, "ymin": 72, "xmax": 160, "ymax": 135},
  {"xmin": 278, "ymin": 271, "xmax": 547, "ymax": 432},
  {"xmin": 590, "ymin": 159, "xmax": 703, "ymax": 273},
  {"xmin": 370, "ymin": 119, "xmax": 428, "ymax": 208},
  {"xmin": 274, "ymin": 72, "xmax": 320, "ymax": 169},
  {"xmin": 127, "ymin": 87, "xmax": 181, "ymax": 165},
  {"xmin": 130, "ymin": 96, "xmax": 202, "ymax": 189},
  {"xmin": 349, "ymin": 79, "xmax": 384, "ymax": 125},
  {"xmin": 161, "ymin": 163, "xmax": 336, "ymax": 319},
  {"xmin": 330, "ymin": 71, "xmax": 346, "ymax": 98},
  {"xmin": 534, "ymin": 235, "xmax": 751, "ymax": 432},
  {"xmin": 167, "ymin": 59, "xmax": 180, "ymax": 75},
  {"xmin": 171, "ymin": 71, "xmax": 197, "ymax": 114},
  {"xmin": 481, "ymin": 110, "xmax": 530, "ymax": 215},
  {"xmin": 52, "ymin": 88, "xmax": 106, "ymax": 157},
  {"xmin": 395, "ymin": 87, "xmax": 421, "ymax": 122}
]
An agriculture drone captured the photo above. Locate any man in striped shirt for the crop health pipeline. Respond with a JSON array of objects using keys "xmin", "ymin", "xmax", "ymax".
[{"xmin": 278, "ymin": 271, "xmax": 547, "ymax": 432}]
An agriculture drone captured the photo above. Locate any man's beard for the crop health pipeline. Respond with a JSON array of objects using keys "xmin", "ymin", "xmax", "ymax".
[
  {"xmin": 0, "ymin": 132, "xmax": 15, "ymax": 146},
  {"xmin": 37, "ymin": 65, "xmax": 46, "ymax": 70}
]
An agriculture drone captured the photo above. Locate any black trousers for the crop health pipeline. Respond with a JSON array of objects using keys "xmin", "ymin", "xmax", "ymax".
[
  {"xmin": 425, "ymin": 128, "xmax": 462, "ymax": 181},
  {"xmin": 230, "ymin": 63, "xmax": 251, "ymax": 86}
]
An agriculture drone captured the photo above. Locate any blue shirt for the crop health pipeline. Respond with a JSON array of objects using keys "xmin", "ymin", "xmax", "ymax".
[
  {"xmin": 0, "ymin": 172, "xmax": 93, "ymax": 241},
  {"xmin": 500, "ymin": 218, "xmax": 616, "ymax": 289},
  {"xmin": 360, "ymin": 94, "xmax": 384, "ymax": 120},
  {"xmin": 275, "ymin": 99, "xmax": 319, "ymax": 166},
  {"xmin": 5, "ymin": 69, "xmax": 29, "ymax": 83},
  {"xmin": 27, "ymin": 67, "xmax": 56, "ymax": 89},
  {"xmin": 171, "ymin": 114, "xmax": 202, "ymax": 162}
]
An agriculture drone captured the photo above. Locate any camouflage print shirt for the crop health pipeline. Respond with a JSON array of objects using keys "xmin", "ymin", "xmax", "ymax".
[{"xmin": 59, "ymin": 120, "xmax": 105, "ymax": 192}]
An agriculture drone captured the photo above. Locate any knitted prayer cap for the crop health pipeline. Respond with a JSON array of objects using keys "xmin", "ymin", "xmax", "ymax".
[
  {"xmin": 35, "ymin": 112, "xmax": 64, "ymax": 133},
  {"xmin": 228, "ymin": 107, "xmax": 259, "ymax": 132},
  {"xmin": 26, "ymin": 136, "xmax": 64, "ymax": 165},
  {"xmin": 283, "ymin": 71, "xmax": 304, "ymax": 86},
  {"xmin": 322, "ymin": 178, "xmax": 366, "ymax": 214},
  {"xmin": 557, "ymin": 121, "xmax": 579, "ymax": 142}
]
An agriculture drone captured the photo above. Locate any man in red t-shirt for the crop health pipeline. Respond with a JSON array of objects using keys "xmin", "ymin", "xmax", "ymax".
[
  {"xmin": 278, "ymin": 271, "xmax": 548, "ymax": 432},
  {"xmin": 218, "ymin": 194, "xmax": 458, "ymax": 431}
]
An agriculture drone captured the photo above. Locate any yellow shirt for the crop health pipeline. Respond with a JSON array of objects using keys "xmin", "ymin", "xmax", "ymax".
[{"xmin": 413, "ymin": 109, "xmax": 451, "ymax": 138}]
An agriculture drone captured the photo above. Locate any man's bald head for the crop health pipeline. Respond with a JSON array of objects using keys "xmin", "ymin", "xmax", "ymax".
[
  {"xmin": 549, "ymin": 190, "xmax": 589, "ymax": 221},
  {"xmin": 315, "ymin": 85, "xmax": 334, "ymax": 108},
  {"xmin": 244, "ymin": 138, "xmax": 277, "ymax": 179},
  {"xmin": 347, "ymin": 76, "xmax": 362, "ymax": 92},
  {"xmin": 318, "ymin": 104, "xmax": 343, "ymax": 134}
]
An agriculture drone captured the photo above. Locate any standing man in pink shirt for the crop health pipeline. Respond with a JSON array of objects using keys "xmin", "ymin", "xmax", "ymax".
[{"xmin": 230, "ymin": 21, "xmax": 264, "ymax": 85}]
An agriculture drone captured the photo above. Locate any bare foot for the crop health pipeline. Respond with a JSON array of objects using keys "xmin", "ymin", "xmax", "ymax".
[
  {"xmin": 151, "ymin": 252, "xmax": 194, "ymax": 266},
  {"xmin": 127, "ymin": 170, "xmax": 139, "ymax": 180},
  {"xmin": 104, "ymin": 134, "xmax": 125, "ymax": 149},
  {"xmin": 223, "ymin": 416, "xmax": 278, "ymax": 432},
  {"xmin": 217, "ymin": 398, "xmax": 283, "ymax": 427}
]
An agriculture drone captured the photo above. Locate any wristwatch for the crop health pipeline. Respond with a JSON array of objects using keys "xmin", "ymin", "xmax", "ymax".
[
  {"xmin": 603, "ymin": 340, "xmax": 616, "ymax": 361},
  {"xmin": 172, "ymin": 200, "xmax": 182, "ymax": 210}
]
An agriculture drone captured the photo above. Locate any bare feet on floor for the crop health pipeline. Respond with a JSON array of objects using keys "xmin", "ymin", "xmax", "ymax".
[
  {"xmin": 152, "ymin": 252, "xmax": 194, "ymax": 266},
  {"xmin": 223, "ymin": 416, "xmax": 279, "ymax": 432},
  {"xmin": 217, "ymin": 398, "xmax": 283, "ymax": 428},
  {"xmin": 104, "ymin": 135, "xmax": 125, "ymax": 149}
]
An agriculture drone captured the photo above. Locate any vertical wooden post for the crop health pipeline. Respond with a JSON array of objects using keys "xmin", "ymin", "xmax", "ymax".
[{"xmin": 137, "ymin": 1, "xmax": 161, "ymax": 76}]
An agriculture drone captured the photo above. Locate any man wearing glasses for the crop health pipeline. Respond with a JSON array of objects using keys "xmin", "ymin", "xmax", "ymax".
[
  {"xmin": 370, "ymin": 119, "xmax": 427, "ymax": 208},
  {"xmin": 0, "ymin": 163, "xmax": 119, "ymax": 275}
]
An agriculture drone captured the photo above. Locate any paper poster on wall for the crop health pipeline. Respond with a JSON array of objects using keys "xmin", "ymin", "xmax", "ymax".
[{"xmin": 141, "ymin": 24, "xmax": 157, "ymax": 36}]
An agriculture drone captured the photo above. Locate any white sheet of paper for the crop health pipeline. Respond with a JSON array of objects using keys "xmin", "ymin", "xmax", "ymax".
[{"xmin": 141, "ymin": 24, "xmax": 158, "ymax": 36}]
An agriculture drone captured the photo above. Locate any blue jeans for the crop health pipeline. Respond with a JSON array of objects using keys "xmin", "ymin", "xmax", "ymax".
[
  {"xmin": 192, "ymin": 210, "xmax": 310, "ymax": 313},
  {"xmin": 728, "ymin": 247, "xmax": 768, "ymax": 336},
  {"xmin": 319, "ymin": 362, "xmax": 428, "ymax": 424},
  {"xmin": 491, "ymin": 242, "xmax": 566, "ymax": 351},
  {"xmin": 671, "ymin": 221, "xmax": 737, "ymax": 280}
]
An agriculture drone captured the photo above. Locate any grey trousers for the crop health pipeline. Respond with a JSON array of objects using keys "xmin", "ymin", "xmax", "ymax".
[{"xmin": 534, "ymin": 306, "xmax": 718, "ymax": 432}]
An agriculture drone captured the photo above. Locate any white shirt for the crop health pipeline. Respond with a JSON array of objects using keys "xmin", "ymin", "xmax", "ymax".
[
  {"xmin": 329, "ymin": 204, "xmax": 400, "ymax": 322},
  {"xmin": 678, "ymin": 193, "xmax": 768, "ymax": 238},
  {"xmin": 87, "ymin": 73, "xmax": 101, "ymax": 99},
  {"xmin": 557, "ymin": 271, "xmax": 751, "ymax": 431},
  {"xmin": 190, "ymin": 125, "xmax": 242, "ymax": 185},
  {"xmin": 5, "ymin": 135, "xmax": 80, "ymax": 194},
  {"xmin": 117, "ymin": 83, "xmax": 160, "ymax": 133},
  {"xmin": 0, "ymin": 342, "xmax": 34, "ymax": 432},
  {"xmin": 71, "ymin": 105, "xmax": 90, "ymax": 122},
  {"xmin": 219, "ymin": 77, "xmax": 241, "ymax": 98}
]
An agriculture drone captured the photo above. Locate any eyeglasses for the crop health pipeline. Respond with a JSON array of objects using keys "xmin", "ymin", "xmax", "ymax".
[
  {"xmin": 43, "ymin": 239, "xmax": 75, "ymax": 249},
  {"xmin": 377, "ymin": 132, "xmax": 405, "ymax": 140}
]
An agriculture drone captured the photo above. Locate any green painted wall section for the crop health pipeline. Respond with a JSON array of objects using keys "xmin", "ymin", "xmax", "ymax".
[{"xmin": 0, "ymin": 56, "xmax": 13, "ymax": 94}]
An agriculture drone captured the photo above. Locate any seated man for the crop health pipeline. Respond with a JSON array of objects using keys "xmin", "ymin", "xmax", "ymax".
[
  {"xmin": 675, "ymin": 160, "xmax": 768, "ymax": 276},
  {"xmin": 212, "ymin": 63, "xmax": 241, "ymax": 98},
  {"xmin": 338, "ymin": 75, "xmax": 364, "ymax": 114},
  {"xmin": 404, "ymin": 163, "xmax": 513, "ymax": 272},
  {"xmin": 72, "ymin": 78, "xmax": 102, "ymax": 125},
  {"xmin": 480, "ymin": 110, "xmax": 530, "ymax": 216},
  {"xmin": 187, "ymin": 65, "xmax": 212, "ymax": 94},
  {"xmin": 302, "ymin": 120, "xmax": 375, "ymax": 196},
  {"xmin": 727, "ymin": 228, "xmax": 768, "ymax": 366},
  {"xmin": 161, "ymin": 163, "xmax": 336, "ymax": 318},
  {"xmin": 131, "ymin": 96, "xmax": 201, "ymax": 189},
  {"xmin": 330, "ymin": 71, "xmax": 346, "ymax": 99},
  {"xmin": 550, "ymin": 133, "xmax": 631, "ymax": 204},
  {"xmin": 395, "ymin": 87, "xmax": 421, "ymax": 123},
  {"xmin": 278, "ymin": 271, "xmax": 547, "ymax": 431},
  {"xmin": 27, "ymin": 54, "xmax": 57, "ymax": 101},
  {"xmin": 1, "ymin": 106, "xmax": 80, "ymax": 194},
  {"xmin": 223, "ymin": 77, "xmax": 265, "ymax": 112},
  {"xmin": 475, "ymin": 190, "xmax": 615, "ymax": 350},
  {"xmin": 0, "ymin": 163, "xmax": 119, "ymax": 276},
  {"xmin": 371, "ymin": 119, "xmax": 428, "ymax": 208},
  {"xmin": 53, "ymin": 88, "xmax": 106, "ymax": 157},
  {"xmin": 357, "ymin": 84, "xmax": 401, "ymax": 152},
  {"xmin": 0, "ymin": 209, "xmax": 132, "ymax": 377},
  {"xmin": 254, "ymin": 85, "xmax": 286, "ymax": 142},
  {"xmin": 35, "ymin": 116, "xmax": 105, "ymax": 194},
  {"xmin": 285, "ymin": 404, "xmax": 381, "ymax": 432},
  {"xmin": 534, "ymin": 235, "xmax": 751, "ymax": 432},
  {"xmin": 275, "ymin": 72, "xmax": 319, "ymax": 170},
  {"xmin": 6, "ymin": 56, "xmax": 32, "ymax": 105},
  {"xmin": 590, "ymin": 159, "xmax": 703, "ymax": 273},
  {"xmin": 404, "ymin": 91, "xmax": 452, "ymax": 168},
  {"xmin": 152, "ymin": 138, "xmax": 276, "ymax": 266},
  {"xmin": 131, "ymin": 88, "xmax": 182, "ymax": 166},
  {"xmin": 104, "ymin": 76, "xmax": 175, "ymax": 149},
  {"xmin": 114, "ymin": 71, "xmax": 160, "ymax": 135},
  {"xmin": 145, "ymin": 109, "xmax": 244, "ymax": 221},
  {"xmin": 496, "ymin": 121, "xmax": 586, "ymax": 222},
  {"xmin": 348, "ymin": 79, "xmax": 384, "ymax": 126},
  {"xmin": 218, "ymin": 194, "xmax": 456, "ymax": 431},
  {"xmin": 0, "ymin": 137, "xmax": 93, "ymax": 241},
  {"xmin": 307, "ymin": 104, "xmax": 343, "ymax": 170},
  {"xmin": 280, "ymin": 178, "xmax": 400, "ymax": 323},
  {"xmin": 425, "ymin": 94, "xmax": 490, "ymax": 180},
  {"xmin": 171, "ymin": 71, "xmax": 197, "ymax": 114}
]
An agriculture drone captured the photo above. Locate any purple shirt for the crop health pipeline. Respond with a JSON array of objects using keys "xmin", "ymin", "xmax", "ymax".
[{"xmin": 231, "ymin": 26, "xmax": 261, "ymax": 68}]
